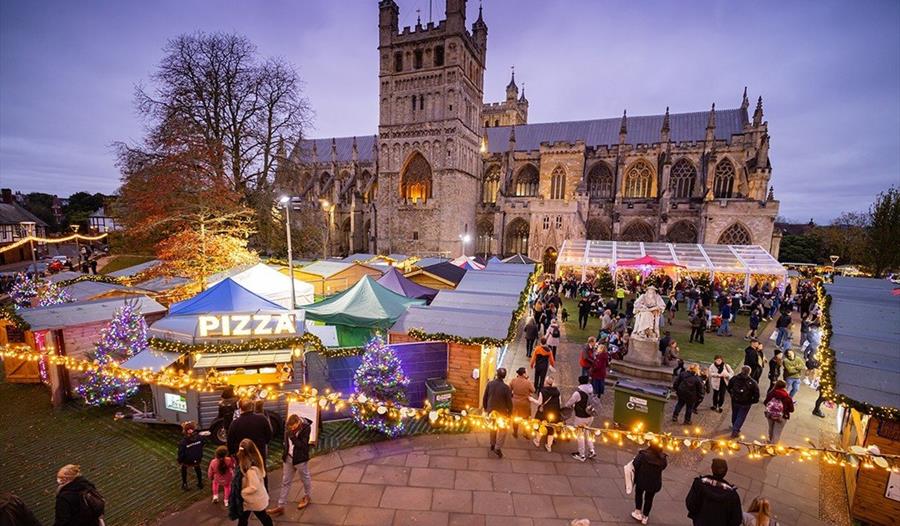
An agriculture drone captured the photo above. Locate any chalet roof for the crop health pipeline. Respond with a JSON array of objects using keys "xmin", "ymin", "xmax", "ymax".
[
  {"xmin": 0, "ymin": 201, "xmax": 47, "ymax": 227},
  {"xmin": 19, "ymin": 296, "xmax": 166, "ymax": 331},
  {"xmin": 292, "ymin": 135, "xmax": 377, "ymax": 164}
]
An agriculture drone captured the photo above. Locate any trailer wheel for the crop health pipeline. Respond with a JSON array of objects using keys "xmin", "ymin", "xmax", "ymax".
[{"xmin": 209, "ymin": 419, "xmax": 228, "ymax": 445}]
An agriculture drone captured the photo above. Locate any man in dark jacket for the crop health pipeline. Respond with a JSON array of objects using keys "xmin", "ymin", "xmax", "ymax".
[
  {"xmin": 227, "ymin": 399, "xmax": 274, "ymax": 458},
  {"xmin": 631, "ymin": 442, "xmax": 668, "ymax": 523},
  {"xmin": 577, "ymin": 296, "xmax": 592, "ymax": 329},
  {"xmin": 672, "ymin": 364, "xmax": 705, "ymax": 424},
  {"xmin": 743, "ymin": 339, "xmax": 765, "ymax": 382},
  {"xmin": 685, "ymin": 458, "xmax": 743, "ymax": 526},
  {"xmin": 268, "ymin": 414, "xmax": 313, "ymax": 516},
  {"xmin": 482, "ymin": 368, "xmax": 513, "ymax": 458},
  {"xmin": 727, "ymin": 366, "xmax": 760, "ymax": 438},
  {"xmin": 775, "ymin": 310, "xmax": 792, "ymax": 348}
]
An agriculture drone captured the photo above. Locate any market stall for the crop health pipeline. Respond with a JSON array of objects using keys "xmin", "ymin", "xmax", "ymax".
[
  {"xmin": 303, "ymin": 275, "xmax": 425, "ymax": 329},
  {"xmin": 376, "ymin": 267, "xmax": 439, "ymax": 302},
  {"xmin": 292, "ymin": 260, "xmax": 384, "ymax": 296},
  {"xmin": 556, "ymin": 240, "xmax": 786, "ymax": 292},
  {"xmin": 207, "ymin": 262, "xmax": 315, "ymax": 307}
]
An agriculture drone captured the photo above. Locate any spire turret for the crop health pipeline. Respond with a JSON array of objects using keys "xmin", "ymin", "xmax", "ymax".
[
  {"xmin": 741, "ymin": 86, "xmax": 749, "ymax": 112},
  {"xmin": 519, "ymin": 82, "xmax": 527, "ymax": 103},
  {"xmin": 660, "ymin": 106, "xmax": 670, "ymax": 140},
  {"xmin": 331, "ymin": 137, "xmax": 337, "ymax": 163},
  {"xmin": 505, "ymin": 66, "xmax": 518, "ymax": 101},
  {"xmin": 619, "ymin": 110, "xmax": 627, "ymax": 144},
  {"xmin": 753, "ymin": 96, "xmax": 764, "ymax": 127},
  {"xmin": 705, "ymin": 103, "xmax": 716, "ymax": 142},
  {"xmin": 351, "ymin": 136, "xmax": 359, "ymax": 162}
]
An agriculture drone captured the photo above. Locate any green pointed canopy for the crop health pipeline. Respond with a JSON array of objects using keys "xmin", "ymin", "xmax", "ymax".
[{"xmin": 303, "ymin": 276, "xmax": 425, "ymax": 329}]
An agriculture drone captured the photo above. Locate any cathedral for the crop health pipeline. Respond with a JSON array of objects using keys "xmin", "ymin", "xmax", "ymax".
[{"xmin": 277, "ymin": 0, "xmax": 781, "ymax": 271}]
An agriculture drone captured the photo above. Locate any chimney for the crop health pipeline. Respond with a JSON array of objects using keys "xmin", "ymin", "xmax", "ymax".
[{"xmin": 1, "ymin": 188, "xmax": 12, "ymax": 204}]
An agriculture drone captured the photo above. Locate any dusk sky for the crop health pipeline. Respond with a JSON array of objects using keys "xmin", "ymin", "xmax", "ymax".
[{"xmin": 1, "ymin": 0, "xmax": 898, "ymax": 222}]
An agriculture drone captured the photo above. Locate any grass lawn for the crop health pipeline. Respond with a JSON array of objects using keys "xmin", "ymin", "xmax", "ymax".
[
  {"xmin": 559, "ymin": 297, "xmax": 766, "ymax": 369},
  {"xmin": 99, "ymin": 255, "xmax": 155, "ymax": 275},
  {"xmin": 0, "ymin": 364, "xmax": 461, "ymax": 525}
]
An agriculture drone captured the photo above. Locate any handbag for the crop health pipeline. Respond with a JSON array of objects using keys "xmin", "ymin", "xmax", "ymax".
[{"xmin": 623, "ymin": 460, "xmax": 635, "ymax": 495}]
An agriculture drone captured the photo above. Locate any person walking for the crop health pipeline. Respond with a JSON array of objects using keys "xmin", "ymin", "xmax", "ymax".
[
  {"xmin": 717, "ymin": 300, "xmax": 733, "ymax": 336},
  {"xmin": 774, "ymin": 311, "xmax": 792, "ymax": 349},
  {"xmin": 743, "ymin": 497, "xmax": 778, "ymax": 526},
  {"xmin": 227, "ymin": 399, "xmax": 274, "ymax": 460},
  {"xmin": 530, "ymin": 377, "xmax": 561, "ymax": 452},
  {"xmin": 509, "ymin": 367, "xmax": 535, "ymax": 439},
  {"xmin": 616, "ymin": 285, "xmax": 626, "ymax": 310},
  {"xmin": 689, "ymin": 308, "xmax": 705, "ymax": 344},
  {"xmin": 588, "ymin": 344, "xmax": 611, "ymax": 397},
  {"xmin": 685, "ymin": 459, "xmax": 743, "ymax": 526},
  {"xmin": 727, "ymin": 366, "xmax": 760, "ymax": 438},
  {"xmin": 767, "ymin": 351, "xmax": 783, "ymax": 393},
  {"xmin": 177, "ymin": 421, "xmax": 205, "ymax": 491},
  {"xmin": 545, "ymin": 318, "xmax": 561, "ymax": 359},
  {"xmin": 630, "ymin": 441, "xmax": 668, "ymax": 525},
  {"xmin": 672, "ymin": 364, "xmax": 704, "ymax": 425},
  {"xmin": 235, "ymin": 439, "xmax": 273, "ymax": 526},
  {"xmin": 746, "ymin": 310, "xmax": 761, "ymax": 340},
  {"xmin": 483, "ymin": 368, "xmax": 513, "ymax": 458},
  {"xmin": 523, "ymin": 316, "xmax": 539, "ymax": 358},
  {"xmin": 578, "ymin": 296, "xmax": 592, "ymax": 330},
  {"xmin": 54, "ymin": 464, "xmax": 104, "ymax": 526},
  {"xmin": 743, "ymin": 339, "xmax": 765, "ymax": 383},
  {"xmin": 781, "ymin": 350, "xmax": 805, "ymax": 399},
  {"xmin": 707, "ymin": 356, "xmax": 733, "ymax": 413},
  {"xmin": 208, "ymin": 446, "xmax": 235, "ymax": 506},
  {"xmin": 530, "ymin": 337, "xmax": 555, "ymax": 391},
  {"xmin": 267, "ymin": 414, "xmax": 313, "ymax": 516},
  {"xmin": 580, "ymin": 337, "xmax": 597, "ymax": 376},
  {"xmin": 566, "ymin": 375, "xmax": 596, "ymax": 462},
  {"xmin": 763, "ymin": 380, "xmax": 795, "ymax": 444}
]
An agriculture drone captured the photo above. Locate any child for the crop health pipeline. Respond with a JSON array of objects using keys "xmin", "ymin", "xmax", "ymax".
[
  {"xmin": 177, "ymin": 421, "xmax": 205, "ymax": 490},
  {"xmin": 208, "ymin": 446, "xmax": 235, "ymax": 505}
]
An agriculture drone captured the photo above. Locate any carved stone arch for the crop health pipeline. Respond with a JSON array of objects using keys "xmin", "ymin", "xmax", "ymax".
[
  {"xmin": 513, "ymin": 164, "xmax": 539, "ymax": 197},
  {"xmin": 476, "ymin": 218, "xmax": 494, "ymax": 257},
  {"xmin": 399, "ymin": 151, "xmax": 433, "ymax": 203},
  {"xmin": 717, "ymin": 222, "xmax": 752, "ymax": 245},
  {"xmin": 669, "ymin": 158, "xmax": 697, "ymax": 199},
  {"xmin": 666, "ymin": 220, "xmax": 698, "ymax": 243},
  {"xmin": 623, "ymin": 158, "xmax": 656, "ymax": 198},
  {"xmin": 339, "ymin": 217, "xmax": 351, "ymax": 256},
  {"xmin": 713, "ymin": 158, "xmax": 737, "ymax": 198},
  {"xmin": 585, "ymin": 218, "xmax": 611, "ymax": 240},
  {"xmin": 505, "ymin": 217, "xmax": 530, "ymax": 256},
  {"xmin": 587, "ymin": 162, "xmax": 614, "ymax": 199},
  {"xmin": 482, "ymin": 165, "xmax": 501, "ymax": 204},
  {"xmin": 620, "ymin": 220, "xmax": 655, "ymax": 242}
]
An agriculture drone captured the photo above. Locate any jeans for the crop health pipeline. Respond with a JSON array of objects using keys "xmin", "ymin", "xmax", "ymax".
[
  {"xmin": 578, "ymin": 312, "xmax": 589, "ymax": 329},
  {"xmin": 786, "ymin": 377, "xmax": 801, "ymax": 398},
  {"xmin": 525, "ymin": 338, "xmax": 536, "ymax": 358},
  {"xmin": 634, "ymin": 486, "xmax": 657, "ymax": 517},
  {"xmin": 278, "ymin": 460, "xmax": 312, "ymax": 506},
  {"xmin": 672, "ymin": 398, "xmax": 695, "ymax": 423},
  {"xmin": 689, "ymin": 327, "xmax": 704, "ymax": 343},
  {"xmin": 776, "ymin": 327, "xmax": 788, "ymax": 348},
  {"xmin": 238, "ymin": 510, "xmax": 273, "ymax": 526},
  {"xmin": 712, "ymin": 388, "xmax": 726, "ymax": 409},
  {"xmin": 767, "ymin": 418, "xmax": 786, "ymax": 444},
  {"xmin": 731, "ymin": 402, "xmax": 751, "ymax": 436},
  {"xmin": 591, "ymin": 378, "xmax": 605, "ymax": 396},
  {"xmin": 717, "ymin": 319, "xmax": 730, "ymax": 336},
  {"xmin": 533, "ymin": 366, "xmax": 548, "ymax": 391}
]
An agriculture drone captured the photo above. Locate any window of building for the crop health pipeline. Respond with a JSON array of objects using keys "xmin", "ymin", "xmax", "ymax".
[
  {"xmin": 585, "ymin": 218, "xmax": 610, "ymax": 240},
  {"xmin": 420, "ymin": 95, "xmax": 424, "ymax": 110},
  {"xmin": 717, "ymin": 223, "xmax": 752, "ymax": 245},
  {"xmin": 400, "ymin": 152, "xmax": 433, "ymax": 203},
  {"xmin": 624, "ymin": 159, "xmax": 654, "ymax": 198},
  {"xmin": 669, "ymin": 158, "xmax": 696, "ymax": 199},
  {"xmin": 414, "ymin": 49, "xmax": 423, "ymax": 69},
  {"xmin": 434, "ymin": 45, "xmax": 444, "ymax": 66},
  {"xmin": 394, "ymin": 52, "xmax": 403, "ymax": 72},
  {"xmin": 543, "ymin": 216, "xmax": 550, "ymax": 230},
  {"xmin": 514, "ymin": 165, "xmax": 539, "ymax": 197},
  {"xmin": 550, "ymin": 166, "xmax": 566, "ymax": 199},
  {"xmin": 485, "ymin": 120, "xmax": 490, "ymax": 128},
  {"xmin": 482, "ymin": 166, "xmax": 500, "ymax": 204},
  {"xmin": 506, "ymin": 218, "xmax": 530, "ymax": 255},
  {"xmin": 476, "ymin": 220, "xmax": 493, "ymax": 257},
  {"xmin": 587, "ymin": 163, "xmax": 613, "ymax": 199},
  {"xmin": 494, "ymin": 119, "xmax": 499, "ymax": 127},
  {"xmin": 555, "ymin": 216, "xmax": 563, "ymax": 229},
  {"xmin": 413, "ymin": 231, "xmax": 419, "ymax": 240},
  {"xmin": 411, "ymin": 95, "xmax": 416, "ymax": 113},
  {"xmin": 666, "ymin": 221, "xmax": 698, "ymax": 243},
  {"xmin": 714, "ymin": 159, "xmax": 736, "ymax": 198},
  {"xmin": 620, "ymin": 221, "xmax": 654, "ymax": 242}
]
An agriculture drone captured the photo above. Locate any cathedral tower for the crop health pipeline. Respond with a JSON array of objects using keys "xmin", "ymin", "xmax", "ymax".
[{"xmin": 375, "ymin": 0, "xmax": 487, "ymax": 256}]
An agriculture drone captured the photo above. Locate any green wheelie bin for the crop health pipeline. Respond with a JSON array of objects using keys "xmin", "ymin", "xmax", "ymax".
[{"xmin": 613, "ymin": 380, "xmax": 670, "ymax": 433}]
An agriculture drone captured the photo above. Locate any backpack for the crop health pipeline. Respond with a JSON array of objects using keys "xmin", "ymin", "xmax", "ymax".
[
  {"xmin": 729, "ymin": 376, "xmax": 752, "ymax": 404},
  {"xmin": 551, "ymin": 326, "xmax": 561, "ymax": 338},
  {"xmin": 81, "ymin": 487, "xmax": 106, "ymax": 518},
  {"xmin": 765, "ymin": 397, "xmax": 784, "ymax": 421},
  {"xmin": 574, "ymin": 390, "xmax": 596, "ymax": 418}
]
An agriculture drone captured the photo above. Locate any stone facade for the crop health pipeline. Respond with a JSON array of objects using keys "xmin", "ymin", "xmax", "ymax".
[{"xmin": 277, "ymin": 0, "xmax": 781, "ymax": 268}]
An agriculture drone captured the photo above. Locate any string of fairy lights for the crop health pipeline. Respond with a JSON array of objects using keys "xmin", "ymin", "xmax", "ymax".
[
  {"xmin": 0, "ymin": 232, "xmax": 109, "ymax": 255},
  {"xmin": 1, "ymin": 342, "xmax": 897, "ymax": 472}
]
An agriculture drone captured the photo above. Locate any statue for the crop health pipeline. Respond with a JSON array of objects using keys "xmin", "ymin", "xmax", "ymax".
[{"xmin": 632, "ymin": 286, "xmax": 667, "ymax": 341}]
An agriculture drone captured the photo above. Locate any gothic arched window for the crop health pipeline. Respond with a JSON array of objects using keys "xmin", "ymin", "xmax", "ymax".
[
  {"xmin": 624, "ymin": 159, "xmax": 654, "ymax": 198},
  {"xmin": 587, "ymin": 163, "xmax": 613, "ymax": 199},
  {"xmin": 586, "ymin": 218, "xmax": 610, "ymax": 240},
  {"xmin": 620, "ymin": 220, "xmax": 655, "ymax": 242},
  {"xmin": 476, "ymin": 220, "xmax": 493, "ymax": 257},
  {"xmin": 669, "ymin": 158, "xmax": 696, "ymax": 199},
  {"xmin": 666, "ymin": 221, "xmax": 698, "ymax": 243},
  {"xmin": 714, "ymin": 159, "xmax": 736, "ymax": 199},
  {"xmin": 506, "ymin": 218, "xmax": 530, "ymax": 256},
  {"xmin": 550, "ymin": 166, "xmax": 566, "ymax": 199},
  {"xmin": 482, "ymin": 166, "xmax": 500, "ymax": 204},
  {"xmin": 400, "ymin": 152, "xmax": 432, "ymax": 203},
  {"xmin": 514, "ymin": 165, "xmax": 539, "ymax": 197},
  {"xmin": 717, "ymin": 223, "xmax": 752, "ymax": 245}
]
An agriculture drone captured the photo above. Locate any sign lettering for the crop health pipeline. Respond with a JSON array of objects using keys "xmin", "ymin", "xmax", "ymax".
[{"xmin": 197, "ymin": 313, "xmax": 298, "ymax": 337}]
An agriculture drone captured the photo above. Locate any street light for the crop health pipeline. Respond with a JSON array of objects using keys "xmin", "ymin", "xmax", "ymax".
[
  {"xmin": 319, "ymin": 199, "xmax": 331, "ymax": 260},
  {"xmin": 459, "ymin": 233, "xmax": 471, "ymax": 258},
  {"xmin": 20, "ymin": 221, "xmax": 37, "ymax": 275},
  {"xmin": 279, "ymin": 195, "xmax": 297, "ymax": 309}
]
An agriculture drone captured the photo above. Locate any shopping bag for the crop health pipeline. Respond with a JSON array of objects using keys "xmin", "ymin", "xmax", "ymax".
[
  {"xmin": 769, "ymin": 330, "xmax": 779, "ymax": 342},
  {"xmin": 624, "ymin": 460, "xmax": 635, "ymax": 494}
]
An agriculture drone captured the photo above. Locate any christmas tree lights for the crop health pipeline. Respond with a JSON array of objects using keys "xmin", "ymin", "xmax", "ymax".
[
  {"xmin": 351, "ymin": 336, "xmax": 410, "ymax": 437},
  {"xmin": 8, "ymin": 273, "xmax": 73, "ymax": 309},
  {"xmin": 76, "ymin": 300, "xmax": 148, "ymax": 406}
]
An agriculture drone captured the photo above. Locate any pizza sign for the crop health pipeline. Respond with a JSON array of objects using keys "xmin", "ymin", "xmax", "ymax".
[{"xmin": 198, "ymin": 313, "xmax": 299, "ymax": 337}]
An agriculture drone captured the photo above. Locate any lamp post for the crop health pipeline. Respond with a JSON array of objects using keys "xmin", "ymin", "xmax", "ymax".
[
  {"xmin": 279, "ymin": 196, "xmax": 297, "ymax": 309},
  {"xmin": 459, "ymin": 233, "xmax": 471, "ymax": 258},
  {"xmin": 20, "ymin": 221, "xmax": 37, "ymax": 275},
  {"xmin": 829, "ymin": 254, "xmax": 840, "ymax": 279},
  {"xmin": 319, "ymin": 199, "xmax": 331, "ymax": 260},
  {"xmin": 70, "ymin": 224, "xmax": 80, "ymax": 269}
]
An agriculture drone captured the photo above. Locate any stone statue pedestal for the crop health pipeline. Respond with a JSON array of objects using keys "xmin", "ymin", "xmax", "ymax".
[{"xmin": 627, "ymin": 338, "xmax": 663, "ymax": 367}]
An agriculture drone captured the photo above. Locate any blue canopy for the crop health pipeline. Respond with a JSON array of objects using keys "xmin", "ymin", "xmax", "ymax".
[
  {"xmin": 168, "ymin": 278, "xmax": 285, "ymax": 316},
  {"xmin": 487, "ymin": 256, "xmax": 503, "ymax": 264}
]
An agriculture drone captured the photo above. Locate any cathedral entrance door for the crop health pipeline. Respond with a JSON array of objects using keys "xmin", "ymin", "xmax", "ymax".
[{"xmin": 543, "ymin": 247, "xmax": 558, "ymax": 275}]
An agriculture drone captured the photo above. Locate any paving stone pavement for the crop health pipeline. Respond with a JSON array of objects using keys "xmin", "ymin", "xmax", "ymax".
[{"xmin": 157, "ymin": 312, "xmax": 842, "ymax": 526}]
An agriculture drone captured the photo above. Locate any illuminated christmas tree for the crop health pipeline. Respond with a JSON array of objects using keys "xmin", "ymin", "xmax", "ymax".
[
  {"xmin": 9, "ymin": 273, "xmax": 73, "ymax": 309},
  {"xmin": 76, "ymin": 301, "xmax": 147, "ymax": 406},
  {"xmin": 351, "ymin": 336, "xmax": 409, "ymax": 437}
]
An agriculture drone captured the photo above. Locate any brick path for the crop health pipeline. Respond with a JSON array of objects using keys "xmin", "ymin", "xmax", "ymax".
[{"xmin": 157, "ymin": 312, "xmax": 844, "ymax": 525}]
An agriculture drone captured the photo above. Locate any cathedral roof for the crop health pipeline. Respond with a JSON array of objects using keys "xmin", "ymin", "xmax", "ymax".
[
  {"xmin": 485, "ymin": 107, "xmax": 747, "ymax": 153},
  {"xmin": 292, "ymin": 135, "xmax": 377, "ymax": 164}
]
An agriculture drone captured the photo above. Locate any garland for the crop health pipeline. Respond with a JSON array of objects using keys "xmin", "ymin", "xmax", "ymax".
[
  {"xmin": 815, "ymin": 281, "xmax": 900, "ymax": 421},
  {"xmin": 0, "ymin": 232, "xmax": 108, "ymax": 255},
  {"xmin": 2, "ymin": 342, "xmax": 897, "ymax": 471},
  {"xmin": 0, "ymin": 304, "xmax": 30, "ymax": 330},
  {"xmin": 57, "ymin": 274, "xmax": 125, "ymax": 288},
  {"xmin": 407, "ymin": 267, "xmax": 539, "ymax": 347},
  {"xmin": 147, "ymin": 333, "xmax": 327, "ymax": 356}
]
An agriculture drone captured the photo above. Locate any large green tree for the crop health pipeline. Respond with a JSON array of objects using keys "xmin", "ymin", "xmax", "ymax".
[{"xmin": 866, "ymin": 187, "xmax": 900, "ymax": 277}]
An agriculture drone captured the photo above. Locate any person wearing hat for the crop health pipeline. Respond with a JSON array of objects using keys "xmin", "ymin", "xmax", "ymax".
[
  {"xmin": 509, "ymin": 367, "xmax": 535, "ymax": 439},
  {"xmin": 685, "ymin": 458, "xmax": 743, "ymax": 526}
]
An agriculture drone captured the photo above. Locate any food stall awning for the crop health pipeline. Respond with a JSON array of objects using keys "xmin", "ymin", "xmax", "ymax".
[
  {"xmin": 615, "ymin": 255, "xmax": 684, "ymax": 268},
  {"xmin": 193, "ymin": 350, "xmax": 294, "ymax": 369},
  {"xmin": 169, "ymin": 278, "xmax": 285, "ymax": 316},
  {"xmin": 121, "ymin": 349, "xmax": 184, "ymax": 372},
  {"xmin": 303, "ymin": 276, "xmax": 425, "ymax": 328}
]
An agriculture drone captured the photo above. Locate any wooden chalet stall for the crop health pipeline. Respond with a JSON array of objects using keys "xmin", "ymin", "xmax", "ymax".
[
  {"xmin": 404, "ymin": 261, "xmax": 466, "ymax": 291},
  {"xmin": 292, "ymin": 261, "xmax": 383, "ymax": 296},
  {"xmin": 390, "ymin": 263, "xmax": 534, "ymax": 411},
  {"xmin": 3, "ymin": 296, "xmax": 166, "ymax": 406},
  {"xmin": 821, "ymin": 277, "xmax": 900, "ymax": 525}
]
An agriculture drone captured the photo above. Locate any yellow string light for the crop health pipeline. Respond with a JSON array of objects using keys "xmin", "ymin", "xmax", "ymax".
[{"xmin": 0, "ymin": 233, "xmax": 109, "ymax": 255}]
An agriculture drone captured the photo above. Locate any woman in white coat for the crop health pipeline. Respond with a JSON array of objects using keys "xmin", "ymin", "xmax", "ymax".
[
  {"xmin": 707, "ymin": 355, "xmax": 733, "ymax": 413},
  {"xmin": 544, "ymin": 318, "xmax": 561, "ymax": 359}
]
